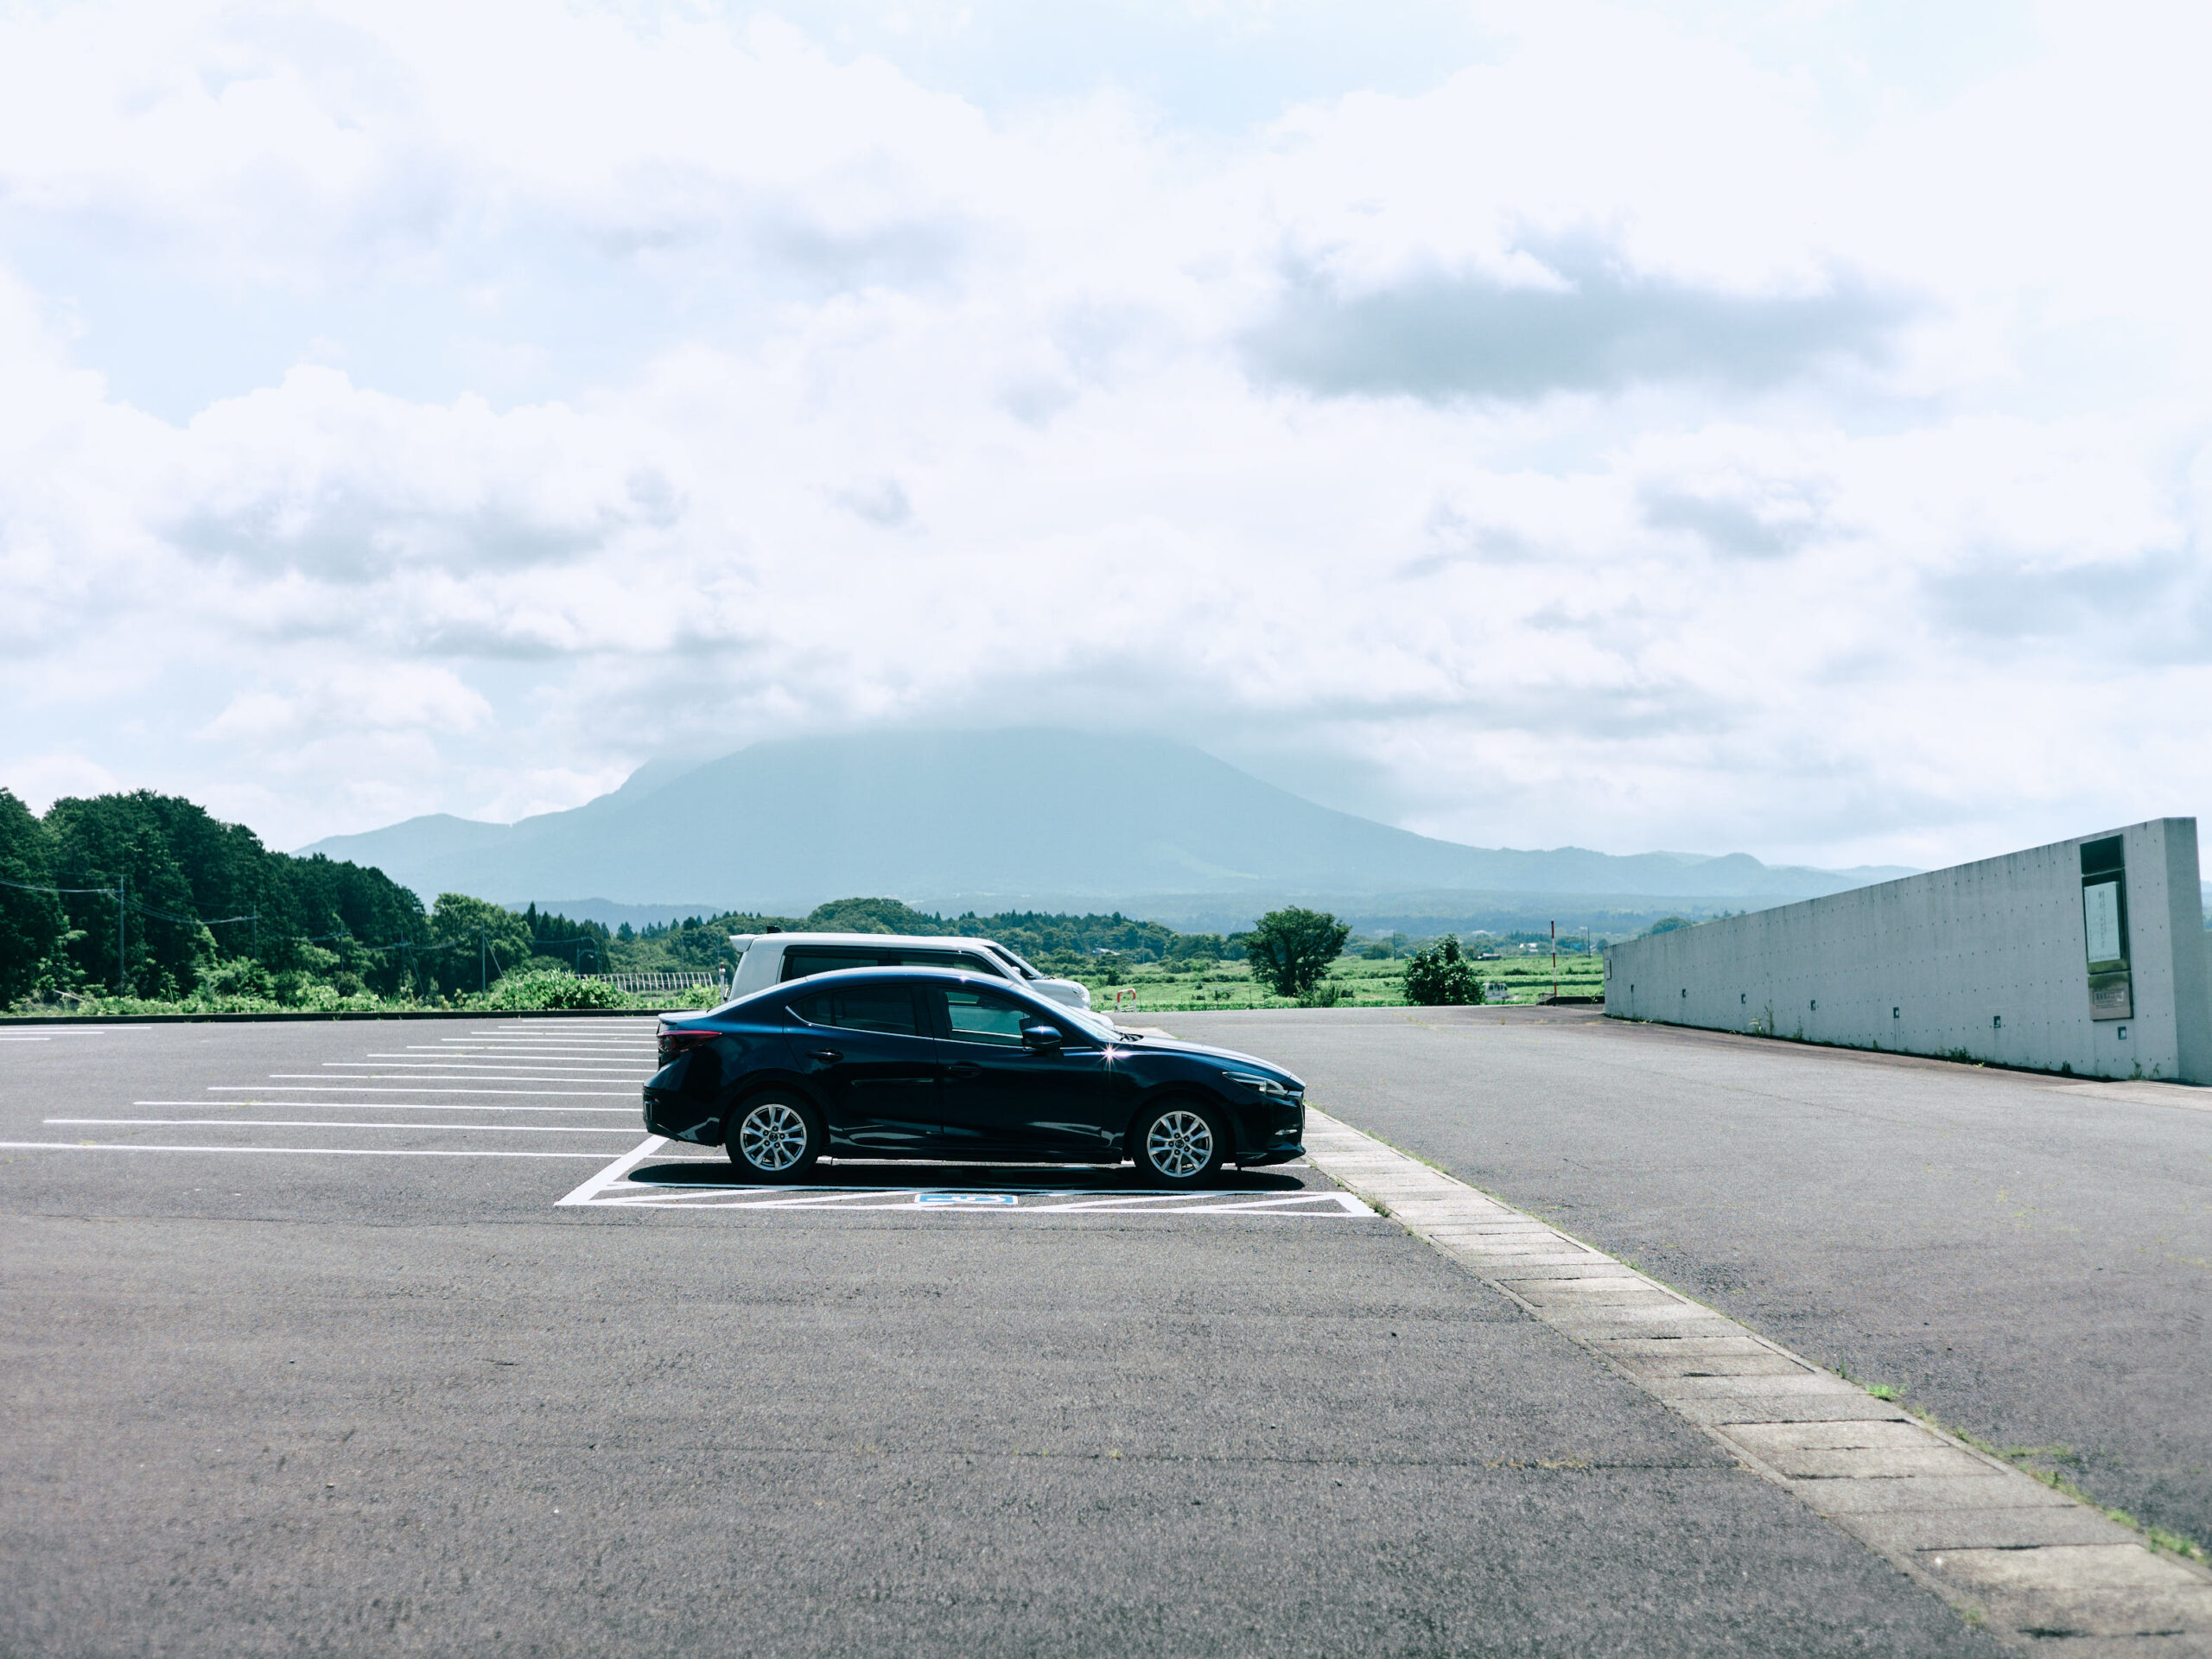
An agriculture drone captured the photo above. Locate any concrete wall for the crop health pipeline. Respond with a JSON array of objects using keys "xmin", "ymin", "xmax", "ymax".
[{"xmin": 1603, "ymin": 818, "xmax": 2212, "ymax": 1084}]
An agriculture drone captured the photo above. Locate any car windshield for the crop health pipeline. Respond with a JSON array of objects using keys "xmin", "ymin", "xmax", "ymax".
[
  {"xmin": 985, "ymin": 944, "xmax": 1041, "ymax": 979},
  {"xmin": 1046, "ymin": 1000, "xmax": 1120, "ymax": 1044}
]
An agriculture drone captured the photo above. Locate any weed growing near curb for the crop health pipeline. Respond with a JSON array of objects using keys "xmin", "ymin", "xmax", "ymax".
[{"xmin": 1880, "ymin": 1402, "xmax": 2212, "ymax": 1563}]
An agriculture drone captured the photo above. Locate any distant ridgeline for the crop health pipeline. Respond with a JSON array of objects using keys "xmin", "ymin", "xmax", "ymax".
[
  {"xmin": 298, "ymin": 730, "xmax": 1916, "ymax": 918},
  {"xmin": 3, "ymin": 779, "xmax": 1900, "ymax": 1014}
]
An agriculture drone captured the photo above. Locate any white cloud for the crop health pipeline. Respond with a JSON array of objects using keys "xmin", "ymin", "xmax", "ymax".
[
  {"xmin": 0, "ymin": 753, "xmax": 123, "ymax": 815},
  {"xmin": 0, "ymin": 0, "xmax": 2207, "ymax": 868}
]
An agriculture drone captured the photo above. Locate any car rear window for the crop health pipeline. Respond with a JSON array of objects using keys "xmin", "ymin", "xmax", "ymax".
[
  {"xmin": 790, "ymin": 986, "xmax": 921, "ymax": 1037},
  {"xmin": 780, "ymin": 949, "xmax": 886, "ymax": 981}
]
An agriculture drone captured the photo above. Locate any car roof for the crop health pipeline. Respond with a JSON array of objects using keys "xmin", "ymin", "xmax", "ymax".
[
  {"xmin": 734, "ymin": 931, "xmax": 1010, "ymax": 951},
  {"xmin": 782, "ymin": 964, "xmax": 1013, "ymax": 988}
]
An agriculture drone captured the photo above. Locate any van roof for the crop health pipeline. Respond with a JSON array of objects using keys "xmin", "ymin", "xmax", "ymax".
[{"xmin": 728, "ymin": 931, "xmax": 1010, "ymax": 952}]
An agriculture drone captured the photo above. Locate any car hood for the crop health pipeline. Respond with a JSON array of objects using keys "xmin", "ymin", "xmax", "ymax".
[{"xmin": 1113, "ymin": 1033, "xmax": 1304, "ymax": 1090}]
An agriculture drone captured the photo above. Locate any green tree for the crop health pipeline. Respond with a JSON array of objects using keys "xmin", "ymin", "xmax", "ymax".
[
  {"xmin": 1405, "ymin": 935, "xmax": 1483, "ymax": 1006},
  {"xmin": 44, "ymin": 792, "xmax": 211, "ymax": 996},
  {"xmin": 429, "ymin": 893, "xmax": 537, "ymax": 992},
  {"xmin": 513, "ymin": 902, "xmax": 616, "ymax": 975},
  {"xmin": 804, "ymin": 896, "xmax": 955, "ymax": 936},
  {"xmin": 0, "ymin": 789, "xmax": 67, "ymax": 1006},
  {"xmin": 1245, "ymin": 906, "xmax": 1351, "ymax": 998}
]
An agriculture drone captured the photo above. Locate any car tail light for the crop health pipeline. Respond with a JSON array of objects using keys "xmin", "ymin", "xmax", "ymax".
[{"xmin": 656, "ymin": 1026, "xmax": 718, "ymax": 1068}]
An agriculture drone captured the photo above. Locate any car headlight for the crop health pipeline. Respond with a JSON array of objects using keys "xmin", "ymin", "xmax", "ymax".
[{"xmin": 1223, "ymin": 1071, "xmax": 1292, "ymax": 1098}]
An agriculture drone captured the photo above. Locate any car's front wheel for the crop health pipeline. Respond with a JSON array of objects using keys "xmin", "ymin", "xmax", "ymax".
[
  {"xmin": 1132, "ymin": 1101, "xmax": 1225, "ymax": 1187},
  {"xmin": 726, "ymin": 1093, "xmax": 822, "ymax": 1181}
]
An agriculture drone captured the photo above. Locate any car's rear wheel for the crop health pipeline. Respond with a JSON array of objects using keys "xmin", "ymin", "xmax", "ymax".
[
  {"xmin": 726, "ymin": 1093, "xmax": 822, "ymax": 1181},
  {"xmin": 1132, "ymin": 1101, "xmax": 1226, "ymax": 1187}
]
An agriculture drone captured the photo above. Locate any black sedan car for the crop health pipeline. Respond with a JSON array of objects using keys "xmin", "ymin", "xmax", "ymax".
[{"xmin": 644, "ymin": 966, "xmax": 1305, "ymax": 1186}]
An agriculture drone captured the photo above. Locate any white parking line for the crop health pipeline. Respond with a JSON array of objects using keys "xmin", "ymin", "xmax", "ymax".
[
  {"xmin": 0, "ymin": 1141, "xmax": 607, "ymax": 1159},
  {"xmin": 50, "ymin": 1118, "xmax": 644, "ymax": 1134},
  {"xmin": 340, "ymin": 1065, "xmax": 645, "ymax": 1079},
  {"xmin": 405, "ymin": 1053, "xmax": 653, "ymax": 1065},
  {"xmin": 551, "ymin": 1139, "xmax": 1377, "ymax": 1218},
  {"xmin": 134, "ymin": 1099, "xmax": 639, "ymax": 1114},
  {"xmin": 287, "ymin": 1073, "xmax": 647, "ymax": 1084},
  {"xmin": 555, "ymin": 1135, "xmax": 669, "ymax": 1205},
  {"xmin": 582, "ymin": 1184, "xmax": 1377, "ymax": 1216},
  {"xmin": 437, "ymin": 1039, "xmax": 653, "ymax": 1048},
  {"xmin": 372, "ymin": 1046, "xmax": 645, "ymax": 1053},
  {"xmin": 420, "ymin": 1045, "xmax": 653, "ymax": 1052},
  {"xmin": 0, "ymin": 1027, "xmax": 147, "ymax": 1037},
  {"xmin": 205, "ymin": 1084, "xmax": 635, "ymax": 1096}
]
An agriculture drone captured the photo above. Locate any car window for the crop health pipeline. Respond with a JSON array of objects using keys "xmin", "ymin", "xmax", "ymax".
[
  {"xmin": 790, "ymin": 985, "xmax": 921, "ymax": 1037},
  {"xmin": 942, "ymin": 987, "xmax": 1031, "ymax": 1047},
  {"xmin": 780, "ymin": 950, "xmax": 886, "ymax": 982},
  {"xmin": 895, "ymin": 948, "xmax": 1007, "ymax": 978}
]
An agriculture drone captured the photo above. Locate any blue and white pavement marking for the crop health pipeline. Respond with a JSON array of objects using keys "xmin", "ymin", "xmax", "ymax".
[{"xmin": 556, "ymin": 1135, "xmax": 1379, "ymax": 1217}]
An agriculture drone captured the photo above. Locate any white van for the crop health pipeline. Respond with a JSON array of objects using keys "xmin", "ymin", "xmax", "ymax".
[{"xmin": 727, "ymin": 931, "xmax": 1093, "ymax": 1012}]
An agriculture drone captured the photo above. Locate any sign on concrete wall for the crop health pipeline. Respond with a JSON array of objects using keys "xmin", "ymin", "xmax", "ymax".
[{"xmin": 1602, "ymin": 817, "xmax": 2212, "ymax": 1084}]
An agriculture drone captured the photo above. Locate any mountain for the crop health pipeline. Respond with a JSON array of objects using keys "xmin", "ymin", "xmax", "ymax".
[{"xmin": 298, "ymin": 729, "xmax": 1916, "ymax": 913}]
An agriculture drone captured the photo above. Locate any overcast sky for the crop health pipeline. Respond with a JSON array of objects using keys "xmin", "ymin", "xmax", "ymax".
[{"xmin": 3, "ymin": 0, "xmax": 2208, "ymax": 871}]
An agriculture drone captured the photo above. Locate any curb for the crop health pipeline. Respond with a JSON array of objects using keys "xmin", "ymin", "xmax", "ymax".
[{"xmin": 1299, "ymin": 1106, "xmax": 2212, "ymax": 1649}]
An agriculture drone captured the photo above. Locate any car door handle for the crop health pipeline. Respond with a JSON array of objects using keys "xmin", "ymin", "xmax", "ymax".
[
  {"xmin": 947, "ymin": 1064, "xmax": 982, "ymax": 1079},
  {"xmin": 804, "ymin": 1049, "xmax": 842, "ymax": 1063}
]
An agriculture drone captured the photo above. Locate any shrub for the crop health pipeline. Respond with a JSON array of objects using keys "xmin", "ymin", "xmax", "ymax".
[
  {"xmin": 199, "ymin": 956, "xmax": 276, "ymax": 1002},
  {"xmin": 661, "ymin": 982, "xmax": 727, "ymax": 1010},
  {"xmin": 1404, "ymin": 935, "xmax": 1483, "ymax": 1006},
  {"xmin": 1246, "ymin": 907, "xmax": 1351, "ymax": 998},
  {"xmin": 477, "ymin": 967, "xmax": 634, "ymax": 1011}
]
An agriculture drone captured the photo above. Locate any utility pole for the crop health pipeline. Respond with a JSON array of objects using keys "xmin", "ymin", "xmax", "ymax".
[
  {"xmin": 480, "ymin": 925, "xmax": 488, "ymax": 994},
  {"xmin": 1550, "ymin": 919, "xmax": 1557, "ymax": 1003},
  {"xmin": 116, "ymin": 874, "xmax": 127, "ymax": 994}
]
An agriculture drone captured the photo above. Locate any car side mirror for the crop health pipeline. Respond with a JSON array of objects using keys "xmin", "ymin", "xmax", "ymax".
[{"xmin": 1020, "ymin": 1023, "xmax": 1063, "ymax": 1051}]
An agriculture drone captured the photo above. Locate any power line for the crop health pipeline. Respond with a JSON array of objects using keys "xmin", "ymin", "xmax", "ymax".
[
  {"xmin": 0, "ymin": 874, "xmax": 120, "ymax": 896},
  {"xmin": 127, "ymin": 899, "xmax": 257, "ymax": 927}
]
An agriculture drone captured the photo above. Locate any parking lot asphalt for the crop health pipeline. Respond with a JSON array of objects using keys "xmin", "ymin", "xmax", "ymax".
[
  {"xmin": 1161, "ymin": 1005, "xmax": 2212, "ymax": 1558},
  {"xmin": 1, "ymin": 1017, "xmax": 2004, "ymax": 1656}
]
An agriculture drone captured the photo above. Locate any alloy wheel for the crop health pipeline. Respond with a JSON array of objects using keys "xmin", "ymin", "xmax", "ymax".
[
  {"xmin": 738, "ymin": 1101, "xmax": 810, "ymax": 1172},
  {"xmin": 1146, "ymin": 1109, "xmax": 1215, "ymax": 1179}
]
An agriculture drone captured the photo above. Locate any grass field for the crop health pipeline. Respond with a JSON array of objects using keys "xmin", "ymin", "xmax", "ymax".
[{"xmin": 1066, "ymin": 950, "xmax": 1605, "ymax": 1014}]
